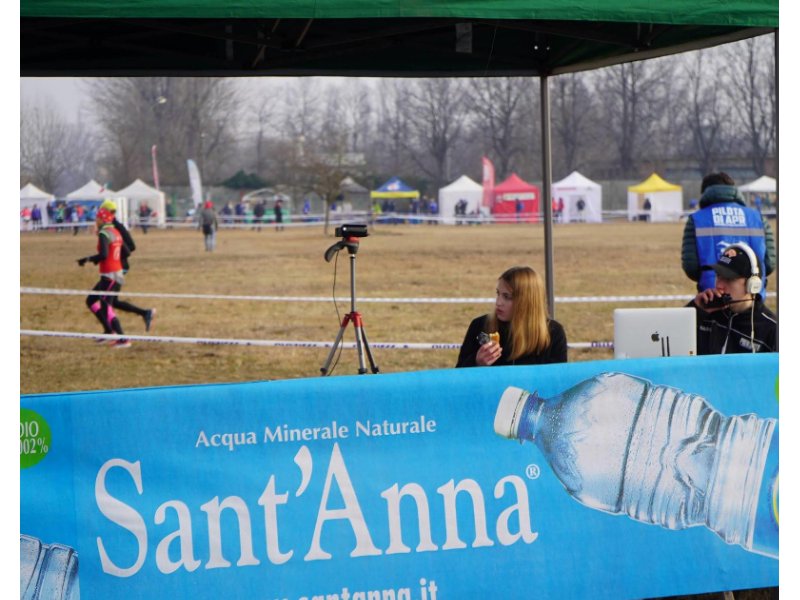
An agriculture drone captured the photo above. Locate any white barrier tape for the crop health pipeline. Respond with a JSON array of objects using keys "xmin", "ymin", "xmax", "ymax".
[
  {"xmin": 19, "ymin": 329, "xmax": 460, "ymax": 350},
  {"xmin": 20, "ymin": 329, "xmax": 611, "ymax": 351},
  {"xmin": 25, "ymin": 287, "xmax": 763, "ymax": 304}
]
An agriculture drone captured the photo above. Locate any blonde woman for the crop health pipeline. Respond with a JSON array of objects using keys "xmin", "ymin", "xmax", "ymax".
[{"xmin": 456, "ymin": 266, "xmax": 567, "ymax": 367}]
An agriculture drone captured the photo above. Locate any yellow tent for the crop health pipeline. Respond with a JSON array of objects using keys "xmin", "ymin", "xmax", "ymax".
[
  {"xmin": 627, "ymin": 173, "xmax": 683, "ymax": 222},
  {"xmin": 628, "ymin": 173, "xmax": 682, "ymax": 193}
]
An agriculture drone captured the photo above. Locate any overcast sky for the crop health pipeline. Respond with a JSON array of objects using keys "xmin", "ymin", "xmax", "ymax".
[
  {"xmin": 19, "ymin": 76, "xmax": 376, "ymax": 126},
  {"xmin": 21, "ymin": 77, "xmax": 88, "ymax": 122}
]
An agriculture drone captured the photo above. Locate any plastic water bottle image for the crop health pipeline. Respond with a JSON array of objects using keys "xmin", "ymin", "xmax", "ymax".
[
  {"xmin": 20, "ymin": 534, "xmax": 80, "ymax": 600},
  {"xmin": 494, "ymin": 372, "xmax": 778, "ymax": 558}
]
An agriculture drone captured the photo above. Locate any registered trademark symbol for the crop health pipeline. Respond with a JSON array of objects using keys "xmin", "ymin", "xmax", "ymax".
[{"xmin": 526, "ymin": 464, "xmax": 540, "ymax": 479}]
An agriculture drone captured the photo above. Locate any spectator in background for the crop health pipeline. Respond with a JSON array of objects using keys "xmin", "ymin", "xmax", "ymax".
[
  {"xmin": 253, "ymin": 199, "xmax": 266, "ymax": 231},
  {"xmin": 428, "ymin": 197, "xmax": 438, "ymax": 225},
  {"xmin": 641, "ymin": 197, "xmax": 652, "ymax": 221},
  {"xmin": 21, "ymin": 206, "xmax": 32, "ymax": 230},
  {"xmin": 371, "ymin": 199, "xmax": 382, "ymax": 224},
  {"xmin": 199, "ymin": 201, "xmax": 218, "ymax": 251},
  {"xmin": 235, "ymin": 199, "xmax": 246, "ymax": 225},
  {"xmin": 274, "ymin": 198, "xmax": 284, "ymax": 231},
  {"xmin": 681, "ymin": 172, "xmax": 775, "ymax": 300},
  {"xmin": 221, "ymin": 201, "xmax": 233, "ymax": 225},
  {"xmin": 63, "ymin": 204, "xmax": 73, "ymax": 233},
  {"xmin": 166, "ymin": 198, "xmax": 177, "ymax": 228},
  {"xmin": 70, "ymin": 203, "xmax": 81, "ymax": 236},
  {"xmin": 456, "ymin": 266, "xmax": 567, "ymax": 367},
  {"xmin": 138, "ymin": 201, "xmax": 152, "ymax": 234},
  {"xmin": 31, "ymin": 204, "xmax": 42, "ymax": 230},
  {"xmin": 576, "ymin": 197, "xmax": 586, "ymax": 222}
]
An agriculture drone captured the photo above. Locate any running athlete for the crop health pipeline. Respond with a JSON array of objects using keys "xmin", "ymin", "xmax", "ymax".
[
  {"xmin": 99, "ymin": 199, "xmax": 156, "ymax": 331},
  {"xmin": 77, "ymin": 207, "xmax": 131, "ymax": 348}
]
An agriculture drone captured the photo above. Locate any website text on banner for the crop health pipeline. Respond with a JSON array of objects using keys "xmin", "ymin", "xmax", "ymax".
[{"xmin": 20, "ymin": 354, "xmax": 778, "ymax": 600}]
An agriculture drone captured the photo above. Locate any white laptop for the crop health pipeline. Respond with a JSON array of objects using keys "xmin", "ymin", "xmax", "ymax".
[{"xmin": 613, "ymin": 307, "xmax": 697, "ymax": 359}]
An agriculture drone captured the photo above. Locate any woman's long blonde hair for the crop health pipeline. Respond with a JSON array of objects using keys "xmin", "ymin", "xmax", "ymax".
[{"xmin": 486, "ymin": 266, "xmax": 550, "ymax": 360}]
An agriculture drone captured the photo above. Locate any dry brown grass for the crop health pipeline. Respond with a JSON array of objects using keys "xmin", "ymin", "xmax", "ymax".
[{"xmin": 20, "ymin": 221, "xmax": 777, "ymax": 394}]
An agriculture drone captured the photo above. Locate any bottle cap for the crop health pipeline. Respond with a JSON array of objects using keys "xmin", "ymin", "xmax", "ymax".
[{"xmin": 494, "ymin": 386, "xmax": 529, "ymax": 439}]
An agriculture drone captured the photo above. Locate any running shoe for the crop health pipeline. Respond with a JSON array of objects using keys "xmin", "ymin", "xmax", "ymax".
[
  {"xmin": 143, "ymin": 308, "xmax": 156, "ymax": 332},
  {"xmin": 111, "ymin": 339, "xmax": 132, "ymax": 349}
]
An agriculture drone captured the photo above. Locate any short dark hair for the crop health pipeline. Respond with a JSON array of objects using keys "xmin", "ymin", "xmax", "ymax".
[{"xmin": 701, "ymin": 172, "xmax": 735, "ymax": 193}]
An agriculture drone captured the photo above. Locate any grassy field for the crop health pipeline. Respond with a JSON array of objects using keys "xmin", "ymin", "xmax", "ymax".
[{"xmin": 20, "ymin": 221, "xmax": 778, "ymax": 394}]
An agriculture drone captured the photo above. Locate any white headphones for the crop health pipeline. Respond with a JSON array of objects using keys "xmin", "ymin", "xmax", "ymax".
[{"xmin": 726, "ymin": 242, "xmax": 762, "ymax": 295}]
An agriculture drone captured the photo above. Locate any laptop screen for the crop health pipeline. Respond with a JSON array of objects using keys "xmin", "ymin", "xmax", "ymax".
[{"xmin": 613, "ymin": 307, "xmax": 697, "ymax": 359}]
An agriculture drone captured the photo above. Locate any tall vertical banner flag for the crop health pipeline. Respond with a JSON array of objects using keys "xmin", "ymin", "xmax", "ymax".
[
  {"xmin": 187, "ymin": 159, "xmax": 203, "ymax": 208},
  {"xmin": 151, "ymin": 145, "xmax": 161, "ymax": 190},
  {"xmin": 482, "ymin": 156, "xmax": 495, "ymax": 208},
  {"xmin": 20, "ymin": 355, "xmax": 778, "ymax": 599}
]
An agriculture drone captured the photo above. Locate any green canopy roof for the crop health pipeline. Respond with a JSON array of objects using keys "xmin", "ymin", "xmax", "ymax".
[{"xmin": 21, "ymin": 0, "xmax": 777, "ymax": 76}]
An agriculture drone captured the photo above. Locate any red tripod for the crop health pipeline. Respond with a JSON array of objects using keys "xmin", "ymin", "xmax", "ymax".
[{"xmin": 320, "ymin": 235, "xmax": 379, "ymax": 375}]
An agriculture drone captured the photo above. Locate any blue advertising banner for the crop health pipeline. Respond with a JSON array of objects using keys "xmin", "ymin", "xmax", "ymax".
[{"xmin": 20, "ymin": 354, "xmax": 779, "ymax": 599}]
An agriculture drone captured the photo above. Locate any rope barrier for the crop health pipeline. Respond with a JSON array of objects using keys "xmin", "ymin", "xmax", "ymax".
[
  {"xmin": 22, "ymin": 287, "xmax": 745, "ymax": 304},
  {"xmin": 29, "ymin": 208, "xmax": 758, "ymax": 231},
  {"xmin": 19, "ymin": 329, "xmax": 611, "ymax": 350}
]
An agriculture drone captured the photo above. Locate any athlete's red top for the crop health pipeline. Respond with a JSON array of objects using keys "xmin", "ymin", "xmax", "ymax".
[{"xmin": 98, "ymin": 225, "xmax": 123, "ymax": 274}]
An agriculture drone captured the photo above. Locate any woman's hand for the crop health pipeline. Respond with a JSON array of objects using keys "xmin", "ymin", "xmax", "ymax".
[{"xmin": 476, "ymin": 341, "xmax": 502, "ymax": 366}]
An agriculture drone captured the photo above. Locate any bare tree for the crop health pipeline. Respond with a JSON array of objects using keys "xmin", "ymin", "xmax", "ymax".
[
  {"xmin": 340, "ymin": 80, "xmax": 373, "ymax": 153},
  {"xmin": 594, "ymin": 60, "xmax": 672, "ymax": 176},
  {"xmin": 88, "ymin": 77, "xmax": 242, "ymax": 186},
  {"xmin": 372, "ymin": 79, "xmax": 414, "ymax": 178},
  {"xmin": 20, "ymin": 100, "xmax": 96, "ymax": 194},
  {"xmin": 551, "ymin": 73, "xmax": 595, "ymax": 174},
  {"xmin": 405, "ymin": 78, "xmax": 469, "ymax": 191},
  {"xmin": 251, "ymin": 94, "xmax": 280, "ymax": 177},
  {"xmin": 281, "ymin": 78, "xmax": 322, "ymax": 141},
  {"xmin": 722, "ymin": 35, "xmax": 776, "ymax": 175},
  {"xmin": 20, "ymin": 101, "xmax": 71, "ymax": 192},
  {"xmin": 680, "ymin": 49, "xmax": 731, "ymax": 176},
  {"xmin": 468, "ymin": 77, "xmax": 532, "ymax": 179}
]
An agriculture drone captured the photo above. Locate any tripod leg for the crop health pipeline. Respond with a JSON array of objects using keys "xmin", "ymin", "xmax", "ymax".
[
  {"xmin": 320, "ymin": 315, "xmax": 351, "ymax": 376},
  {"xmin": 353, "ymin": 316, "xmax": 368, "ymax": 375},
  {"xmin": 358, "ymin": 324, "xmax": 380, "ymax": 374}
]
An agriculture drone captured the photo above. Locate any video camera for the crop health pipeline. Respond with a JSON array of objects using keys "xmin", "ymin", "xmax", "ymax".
[
  {"xmin": 325, "ymin": 223, "xmax": 369, "ymax": 262},
  {"xmin": 335, "ymin": 223, "xmax": 369, "ymax": 238}
]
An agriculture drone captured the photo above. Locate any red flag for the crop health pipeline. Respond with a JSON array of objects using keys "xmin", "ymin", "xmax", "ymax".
[{"xmin": 482, "ymin": 156, "xmax": 495, "ymax": 208}]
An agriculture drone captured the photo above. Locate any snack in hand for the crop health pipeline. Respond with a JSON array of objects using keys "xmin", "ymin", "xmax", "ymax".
[{"xmin": 478, "ymin": 331, "xmax": 501, "ymax": 346}]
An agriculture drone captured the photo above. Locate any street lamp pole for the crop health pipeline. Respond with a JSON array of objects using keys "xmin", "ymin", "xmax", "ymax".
[
  {"xmin": 151, "ymin": 145, "xmax": 160, "ymax": 190},
  {"xmin": 152, "ymin": 95, "xmax": 168, "ymax": 190}
]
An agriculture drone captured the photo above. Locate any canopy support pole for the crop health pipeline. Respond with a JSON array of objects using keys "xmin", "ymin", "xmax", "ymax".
[
  {"xmin": 774, "ymin": 29, "xmax": 779, "ymax": 322},
  {"xmin": 539, "ymin": 74, "xmax": 555, "ymax": 317}
]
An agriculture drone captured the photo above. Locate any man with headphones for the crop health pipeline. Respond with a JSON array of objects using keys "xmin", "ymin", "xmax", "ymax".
[{"xmin": 689, "ymin": 242, "xmax": 777, "ymax": 354}]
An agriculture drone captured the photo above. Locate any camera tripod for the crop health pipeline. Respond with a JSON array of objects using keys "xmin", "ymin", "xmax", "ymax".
[{"xmin": 320, "ymin": 234, "xmax": 379, "ymax": 376}]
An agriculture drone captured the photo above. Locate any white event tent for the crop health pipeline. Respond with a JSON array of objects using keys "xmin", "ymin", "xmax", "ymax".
[
  {"xmin": 65, "ymin": 180, "xmax": 129, "ymax": 225},
  {"xmin": 738, "ymin": 175, "xmax": 776, "ymax": 195},
  {"xmin": 438, "ymin": 175, "xmax": 483, "ymax": 224},
  {"xmin": 116, "ymin": 179, "xmax": 167, "ymax": 227},
  {"xmin": 551, "ymin": 171, "xmax": 603, "ymax": 223},
  {"xmin": 20, "ymin": 183, "xmax": 54, "ymax": 229}
]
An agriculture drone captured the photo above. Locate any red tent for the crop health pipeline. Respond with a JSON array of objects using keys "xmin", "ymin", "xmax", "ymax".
[{"xmin": 492, "ymin": 173, "xmax": 540, "ymax": 223}]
